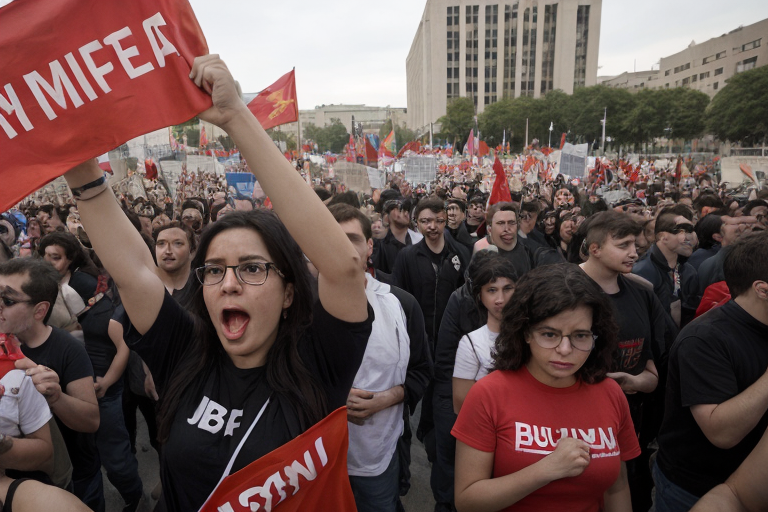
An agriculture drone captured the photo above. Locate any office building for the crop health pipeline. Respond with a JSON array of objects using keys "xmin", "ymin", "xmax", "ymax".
[{"xmin": 406, "ymin": 0, "xmax": 602, "ymax": 132}]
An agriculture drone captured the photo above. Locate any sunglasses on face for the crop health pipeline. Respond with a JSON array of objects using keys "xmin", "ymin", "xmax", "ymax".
[
  {"xmin": 1, "ymin": 296, "xmax": 33, "ymax": 308},
  {"xmin": 671, "ymin": 223, "xmax": 695, "ymax": 234}
]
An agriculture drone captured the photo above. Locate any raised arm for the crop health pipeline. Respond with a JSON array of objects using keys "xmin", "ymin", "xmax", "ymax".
[
  {"xmin": 62, "ymin": 162, "xmax": 164, "ymax": 334},
  {"xmin": 189, "ymin": 55, "xmax": 366, "ymax": 322}
]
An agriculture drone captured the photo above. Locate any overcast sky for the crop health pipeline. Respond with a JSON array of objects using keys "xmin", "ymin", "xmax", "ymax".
[
  {"xmin": 188, "ymin": 0, "xmax": 768, "ymax": 109},
  {"xmin": 4, "ymin": 0, "xmax": 767, "ymax": 109}
]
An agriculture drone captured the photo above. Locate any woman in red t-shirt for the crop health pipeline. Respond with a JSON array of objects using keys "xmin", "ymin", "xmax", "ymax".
[{"xmin": 452, "ymin": 263, "xmax": 640, "ymax": 512}]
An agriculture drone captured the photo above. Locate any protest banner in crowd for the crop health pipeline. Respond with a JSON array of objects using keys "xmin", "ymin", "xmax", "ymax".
[
  {"xmin": 199, "ymin": 407, "xmax": 356, "ymax": 512},
  {"xmin": 0, "ymin": 0, "xmax": 211, "ymax": 211}
]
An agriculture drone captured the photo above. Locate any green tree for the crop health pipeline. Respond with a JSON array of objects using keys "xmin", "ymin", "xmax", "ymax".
[
  {"xmin": 437, "ymin": 97, "xmax": 475, "ymax": 148},
  {"xmin": 706, "ymin": 65, "xmax": 768, "ymax": 144},
  {"xmin": 301, "ymin": 120, "xmax": 349, "ymax": 153},
  {"xmin": 267, "ymin": 128, "xmax": 297, "ymax": 152},
  {"xmin": 668, "ymin": 88, "xmax": 710, "ymax": 141},
  {"xmin": 569, "ymin": 86, "xmax": 636, "ymax": 147}
]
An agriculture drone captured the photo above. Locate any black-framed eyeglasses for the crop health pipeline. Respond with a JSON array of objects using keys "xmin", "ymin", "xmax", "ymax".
[
  {"xmin": 0, "ymin": 296, "xmax": 34, "ymax": 308},
  {"xmin": 531, "ymin": 328, "xmax": 597, "ymax": 352},
  {"xmin": 194, "ymin": 262, "xmax": 286, "ymax": 286},
  {"xmin": 0, "ymin": 224, "xmax": 8, "ymax": 234}
]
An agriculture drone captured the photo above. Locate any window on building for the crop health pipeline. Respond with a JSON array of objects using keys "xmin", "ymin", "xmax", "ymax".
[
  {"xmin": 700, "ymin": 71, "xmax": 710, "ymax": 80},
  {"xmin": 736, "ymin": 56, "xmax": 758, "ymax": 73},
  {"xmin": 573, "ymin": 5, "xmax": 590, "ymax": 90},
  {"xmin": 665, "ymin": 70, "xmax": 670, "ymax": 76},
  {"xmin": 713, "ymin": 82, "xmax": 719, "ymax": 90},
  {"xmin": 702, "ymin": 55, "xmax": 715, "ymax": 65},
  {"xmin": 742, "ymin": 39, "xmax": 761, "ymax": 52},
  {"xmin": 716, "ymin": 51, "xmax": 726, "ymax": 59},
  {"xmin": 692, "ymin": 74, "xmax": 697, "ymax": 83},
  {"xmin": 715, "ymin": 67, "xmax": 723, "ymax": 76}
]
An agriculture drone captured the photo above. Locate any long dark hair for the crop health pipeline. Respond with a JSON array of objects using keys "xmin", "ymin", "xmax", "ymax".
[
  {"xmin": 492, "ymin": 263, "xmax": 617, "ymax": 384},
  {"xmin": 38, "ymin": 231, "xmax": 100, "ymax": 278},
  {"xmin": 156, "ymin": 210, "xmax": 326, "ymax": 442}
]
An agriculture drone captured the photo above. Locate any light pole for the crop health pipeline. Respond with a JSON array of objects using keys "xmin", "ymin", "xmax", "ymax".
[{"xmin": 548, "ymin": 122, "xmax": 554, "ymax": 148}]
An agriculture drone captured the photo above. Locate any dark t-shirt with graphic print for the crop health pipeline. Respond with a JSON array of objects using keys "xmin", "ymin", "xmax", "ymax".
[{"xmin": 127, "ymin": 291, "xmax": 373, "ymax": 512}]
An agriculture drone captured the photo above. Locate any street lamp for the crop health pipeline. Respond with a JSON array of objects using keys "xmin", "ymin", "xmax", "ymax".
[{"xmin": 548, "ymin": 122, "xmax": 554, "ymax": 148}]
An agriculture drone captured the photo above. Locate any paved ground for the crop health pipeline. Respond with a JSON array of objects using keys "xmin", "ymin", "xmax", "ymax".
[{"xmin": 104, "ymin": 405, "xmax": 436, "ymax": 512}]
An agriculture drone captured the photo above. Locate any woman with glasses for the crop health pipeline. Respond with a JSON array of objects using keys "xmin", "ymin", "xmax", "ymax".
[
  {"xmin": 62, "ymin": 56, "xmax": 371, "ymax": 512},
  {"xmin": 453, "ymin": 264, "xmax": 639, "ymax": 512}
]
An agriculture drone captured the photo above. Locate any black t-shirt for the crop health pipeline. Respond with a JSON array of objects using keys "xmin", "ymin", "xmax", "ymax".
[
  {"xmin": 129, "ymin": 291, "xmax": 373, "ymax": 512},
  {"xmin": 608, "ymin": 275, "xmax": 656, "ymax": 376},
  {"xmin": 79, "ymin": 296, "xmax": 117, "ymax": 387},
  {"xmin": 657, "ymin": 300, "xmax": 768, "ymax": 497},
  {"xmin": 497, "ymin": 239, "xmax": 533, "ymax": 278},
  {"xmin": 21, "ymin": 327, "xmax": 99, "ymax": 480}
]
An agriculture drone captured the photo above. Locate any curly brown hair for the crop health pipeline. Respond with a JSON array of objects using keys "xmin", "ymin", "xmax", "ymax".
[{"xmin": 492, "ymin": 263, "xmax": 617, "ymax": 384}]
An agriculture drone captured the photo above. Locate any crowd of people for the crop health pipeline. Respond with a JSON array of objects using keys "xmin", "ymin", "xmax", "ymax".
[{"xmin": 1, "ymin": 54, "xmax": 768, "ymax": 512}]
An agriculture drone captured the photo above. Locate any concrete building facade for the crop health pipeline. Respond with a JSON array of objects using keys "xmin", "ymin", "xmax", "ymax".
[
  {"xmin": 599, "ymin": 70, "xmax": 660, "ymax": 91},
  {"xmin": 242, "ymin": 95, "xmax": 406, "ymax": 146},
  {"xmin": 600, "ymin": 18, "xmax": 767, "ymax": 98},
  {"xmin": 656, "ymin": 19, "xmax": 766, "ymax": 97},
  {"xmin": 407, "ymin": 0, "xmax": 602, "ymax": 132}
]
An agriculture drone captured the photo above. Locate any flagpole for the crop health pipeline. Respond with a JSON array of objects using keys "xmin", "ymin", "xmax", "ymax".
[
  {"xmin": 600, "ymin": 107, "xmax": 607, "ymax": 155},
  {"xmin": 525, "ymin": 118, "xmax": 529, "ymax": 150}
]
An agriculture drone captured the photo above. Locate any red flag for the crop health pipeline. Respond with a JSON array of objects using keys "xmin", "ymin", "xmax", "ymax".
[
  {"xmin": 246, "ymin": 69, "xmax": 298, "ymax": 131},
  {"xmin": 364, "ymin": 139, "xmax": 377, "ymax": 165},
  {"xmin": 0, "ymin": 0, "xmax": 210, "ymax": 211},
  {"xmin": 144, "ymin": 159, "xmax": 157, "ymax": 180},
  {"xmin": 345, "ymin": 134, "xmax": 356, "ymax": 162},
  {"xmin": 199, "ymin": 408, "xmax": 356, "ymax": 512},
  {"xmin": 489, "ymin": 157, "xmax": 512, "ymax": 205},
  {"xmin": 740, "ymin": 163, "xmax": 758, "ymax": 186},
  {"xmin": 559, "ymin": 133, "xmax": 567, "ymax": 150},
  {"xmin": 629, "ymin": 165, "xmax": 639, "ymax": 183},
  {"xmin": 200, "ymin": 125, "xmax": 209, "ymax": 147},
  {"xmin": 674, "ymin": 156, "xmax": 683, "ymax": 184},
  {"xmin": 396, "ymin": 140, "xmax": 421, "ymax": 159}
]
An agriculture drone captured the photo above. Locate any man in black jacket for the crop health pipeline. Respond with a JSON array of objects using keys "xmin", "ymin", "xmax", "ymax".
[
  {"xmin": 633, "ymin": 210, "xmax": 700, "ymax": 327},
  {"xmin": 372, "ymin": 197, "xmax": 422, "ymax": 276},
  {"xmin": 392, "ymin": 197, "xmax": 469, "ymax": 511}
]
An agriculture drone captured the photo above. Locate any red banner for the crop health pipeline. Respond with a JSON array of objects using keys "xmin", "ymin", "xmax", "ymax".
[
  {"xmin": 0, "ymin": 0, "xmax": 211, "ymax": 211},
  {"xmin": 199, "ymin": 407, "xmax": 356, "ymax": 512},
  {"xmin": 246, "ymin": 70, "xmax": 298, "ymax": 132}
]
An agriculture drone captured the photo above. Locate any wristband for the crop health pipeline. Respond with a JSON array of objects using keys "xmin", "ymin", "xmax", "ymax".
[{"xmin": 71, "ymin": 176, "xmax": 107, "ymax": 200}]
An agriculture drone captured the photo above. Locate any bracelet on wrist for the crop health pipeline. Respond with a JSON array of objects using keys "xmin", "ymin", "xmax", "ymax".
[{"xmin": 71, "ymin": 176, "xmax": 108, "ymax": 201}]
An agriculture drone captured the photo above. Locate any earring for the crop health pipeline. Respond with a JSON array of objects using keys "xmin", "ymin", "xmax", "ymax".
[{"xmin": 282, "ymin": 309, "xmax": 288, "ymax": 320}]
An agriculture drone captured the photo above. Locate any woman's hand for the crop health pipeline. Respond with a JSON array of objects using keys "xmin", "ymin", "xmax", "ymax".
[
  {"xmin": 544, "ymin": 437, "xmax": 591, "ymax": 480},
  {"xmin": 189, "ymin": 54, "xmax": 248, "ymax": 129}
]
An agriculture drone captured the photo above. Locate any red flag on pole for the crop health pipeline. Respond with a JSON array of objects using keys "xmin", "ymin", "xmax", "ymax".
[
  {"xmin": 246, "ymin": 69, "xmax": 299, "ymax": 131},
  {"xmin": 559, "ymin": 133, "xmax": 567, "ymax": 150},
  {"xmin": 200, "ymin": 125, "xmax": 209, "ymax": 147},
  {"xmin": 489, "ymin": 156, "xmax": 512, "ymax": 205},
  {"xmin": 364, "ymin": 138, "xmax": 378, "ymax": 166},
  {"xmin": 199, "ymin": 408, "xmax": 356, "ymax": 512}
]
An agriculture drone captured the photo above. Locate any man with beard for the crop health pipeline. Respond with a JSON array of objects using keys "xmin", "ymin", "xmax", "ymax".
[
  {"xmin": 372, "ymin": 198, "xmax": 422, "ymax": 276},
  {"xmin": 633, "ymin": 210, "xmax": 700, "ymax": 327},
  {"xmin": 445, "ymin": 199, "xmax": 473, "ymax": 253}
]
